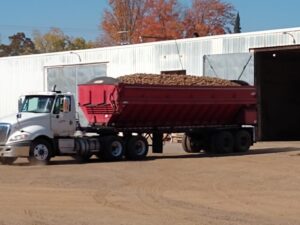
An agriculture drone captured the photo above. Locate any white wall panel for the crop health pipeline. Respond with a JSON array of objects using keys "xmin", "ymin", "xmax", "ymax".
[{"xmin": 0, "ymin": 27, "xmax": 300, "ymax": 117}]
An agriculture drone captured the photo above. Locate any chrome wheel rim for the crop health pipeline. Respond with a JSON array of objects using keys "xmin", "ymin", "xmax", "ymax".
[{"xmin": 33, "ymin": 144, "xmax": 49, "ymax": 161}]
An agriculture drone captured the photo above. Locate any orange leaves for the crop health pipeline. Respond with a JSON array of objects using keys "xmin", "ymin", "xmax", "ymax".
[
  {"xmin": 141, "ymin": 0, "xmax": 184, "ymax": 40},
  {"xmin": 184, "ymin": 0, "xmax": 235, "ymax": 37},
  {"xmin": 101, "ymin": 0, "xmax": 148, "ymax": 45},
  {"xmin": 100, "ymin": 0, "xmax": 235, "ymax": 45}
]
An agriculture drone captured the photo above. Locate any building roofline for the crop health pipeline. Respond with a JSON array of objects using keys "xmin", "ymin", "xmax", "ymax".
[{"xmin": 1, "ymin": 26, "xmax": 300, "ymax": 60}]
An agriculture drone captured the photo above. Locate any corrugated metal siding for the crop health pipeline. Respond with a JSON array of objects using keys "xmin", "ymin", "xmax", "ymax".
[
  {"xmin": 1, "ymin": 27, "xmax": 300, "ymax": 117},
  {"xmin": 133, "ymin": 45, "xmax": 157, "ymax": 73},
  {"xmin": 0, "ymin": 58, "xmax": 44, "ymax": 116}
]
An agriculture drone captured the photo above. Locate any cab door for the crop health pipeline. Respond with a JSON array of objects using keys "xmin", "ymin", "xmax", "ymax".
[{"xmin": 51, "ymin": 95, "xmax": 76, "ymax": 136}]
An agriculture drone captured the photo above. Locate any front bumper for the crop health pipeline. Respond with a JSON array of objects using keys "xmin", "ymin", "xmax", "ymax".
[{"xmin": 0, "ymin": 141, "xmax": 31, "ymax": 157}]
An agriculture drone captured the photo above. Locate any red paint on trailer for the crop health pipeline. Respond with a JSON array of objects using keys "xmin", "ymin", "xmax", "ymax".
[{"xmin": 78, "ymin": 83, "xmax": 257, "ymax": 128}]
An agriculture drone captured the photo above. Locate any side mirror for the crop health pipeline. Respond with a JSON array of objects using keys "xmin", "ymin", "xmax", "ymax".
[
  {"xmin": 62, "ymin": 97, "xmax": 70, "ymax": 113},
  {"xmin": 18, "ymin": 96, "xmax": 25, "ymax": 112}
]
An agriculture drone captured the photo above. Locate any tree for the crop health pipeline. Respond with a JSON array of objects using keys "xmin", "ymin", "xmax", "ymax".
[
  {"xmin": 68, "ymin": 37, "xmax": 94, "ymax": 50},
  {"xmin": 101, "ymin": 0, "xmax": 148, "ymax": 45},
  {"xmin": 184, "ymin": 0, "xmax": 235, "ymax": 37},
  {"xmin": 233, "ymin": 12, "xmax": 241, "ymax": 33},
  {"xmin": 0, "ymin": 32, "xmax": 36, "ymax": 57},
  {"xmin": 140, "ymin": 0, "xmax": 184, "ymax": 41},
  {"xmin": 101, "ymin": 0, "xmax": 184, "ymax": 45},
  {"xmin": 33, "ymin": 28, "xmax": 69, "ymax": 53},
  {"xmin": 33, "ymin": 28, "xmax": 94, "ymax": 53},
  {"xmin": 100, "ymin": 0, "xmax": 236, "ymax": 45}
]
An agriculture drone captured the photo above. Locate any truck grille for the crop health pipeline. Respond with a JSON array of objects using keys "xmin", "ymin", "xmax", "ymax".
[{"xmin": 0, "ymin": 123, "xmax": 11, "ymax": 144}]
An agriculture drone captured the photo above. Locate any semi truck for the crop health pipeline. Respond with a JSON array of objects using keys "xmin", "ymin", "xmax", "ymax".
[{"xmin": 0, "ymin": 77, "xmax": 257, "ymax": 165}]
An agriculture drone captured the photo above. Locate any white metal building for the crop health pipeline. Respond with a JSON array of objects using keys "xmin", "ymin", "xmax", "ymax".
[{"xmin": 1, "ymin": 27, "xmax": 300, "ymax": 140}]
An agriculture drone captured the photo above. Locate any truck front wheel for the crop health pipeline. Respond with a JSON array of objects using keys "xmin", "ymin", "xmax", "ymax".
[{"xmin": 29, "ymin": 139, "xmax": 52, "ymax": 165}]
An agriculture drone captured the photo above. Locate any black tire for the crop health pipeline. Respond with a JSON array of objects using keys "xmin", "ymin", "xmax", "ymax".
[
  {"xmin": 125, "ymin": 136, "xmax": 148, "ymax": 160},
  {"xmin": 234, "ymin": 130, "xmax": 252, "ymax": 152},
  {"xmin": 75, "ymin": 138, "xmax": 92, "ymax": 163},
  {"xmin": 212, "ymin": 131, "xmax": 234, "ymax": 154},
  {"xmin": 29, "ymin": 139, "xmax": 52, "ymax": 165},
  {"xmin": 0, "ymin": 157, "xmax": 17, "ymax": 165},
  {"xmin": 182, "ymin": 134, "xmax": 201, "ymax": 153},
  {"xmin": 101, "ymin": 136, "xmax": 124, "ymax": 161}
]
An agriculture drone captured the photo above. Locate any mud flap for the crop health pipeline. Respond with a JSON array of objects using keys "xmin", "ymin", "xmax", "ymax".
[{"xmin": 152, "ymin": 132, "xmax": 163, "ymax": 153}]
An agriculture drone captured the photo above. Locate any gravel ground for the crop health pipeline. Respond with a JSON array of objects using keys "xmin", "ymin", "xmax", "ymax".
[{"xmin": 0, "ymin": 141, "xmax": 299, "ymax": 225}]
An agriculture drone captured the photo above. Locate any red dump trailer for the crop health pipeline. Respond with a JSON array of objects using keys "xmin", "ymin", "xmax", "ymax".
[{"xmin": 78, "ymin": 79, "xmax": 257, "ymax": 158}]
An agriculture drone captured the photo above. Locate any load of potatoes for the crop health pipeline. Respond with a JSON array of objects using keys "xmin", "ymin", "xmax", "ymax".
[{"xmin": 118, "ymin": 73, "xmax": 240, "ymax": 86}]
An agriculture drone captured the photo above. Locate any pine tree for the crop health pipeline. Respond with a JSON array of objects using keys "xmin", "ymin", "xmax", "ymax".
[{"xmin": 234, "ymin": 12, "xmax": 241, "ymax": 33}]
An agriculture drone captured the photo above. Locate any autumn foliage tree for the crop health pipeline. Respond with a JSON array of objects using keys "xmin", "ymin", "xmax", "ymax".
[
  {"xmin": 184, "ymin": 0, "xmax": 235, "ymax": 37},
  {"xmin": 33, "ymin": 28, "xmax": 95, "ymax": 53},
  {"xmin": 100, "ymin": 0, "xmax": 235, "ymax": 45},
  {"xmin": 141, "ymin": 0, "xmax": 184, "ymax": 41},
  {"xmin": 101, "ymin": 0, "xmax": 183, "ymax": 45},
  {"xmin": 101, "ymin": 0, "xmax": 148, "ymax": 45}
]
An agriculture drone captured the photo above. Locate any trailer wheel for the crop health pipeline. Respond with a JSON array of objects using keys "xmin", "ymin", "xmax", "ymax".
[
  {"xmin": 125, "ymin": 136, "xmax": 148, "ymax": 160},
  {"xmin": 0, "ymin": 157, "xmax": 17, "ymax": 165},
  {"xmin": 102, "ymin": 136, "xmax": 124, "ymax": 161},
  {"xmin": 182, "ymin": 134, "xmax": 201, "ymax": 153},
  {"xmin": 212, "ymin": 131, "xmax": 234, "ymax": 154},
  {"xmin": 29, "ymin": 139, "xmax": 52, "ymax": 165},
  {"xmin": 234, "ymin": 130, "xmax": 252, "ymax": 152}
]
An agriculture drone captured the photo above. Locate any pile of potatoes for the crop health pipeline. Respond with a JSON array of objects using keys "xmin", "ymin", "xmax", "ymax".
[{"xmin": 118, "ymin": 73, "xmax": 240, "ymax": 86}]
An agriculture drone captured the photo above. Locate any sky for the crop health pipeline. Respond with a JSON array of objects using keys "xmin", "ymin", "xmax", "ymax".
[{"xmin": 0, "ymin": 0, "xmax": 299, "ymax": 44}]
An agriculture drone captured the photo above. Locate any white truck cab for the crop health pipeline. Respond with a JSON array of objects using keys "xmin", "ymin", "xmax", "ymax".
[{"xmin": 0, "ymin": 90, "xmax": 77, "ymax": 164}]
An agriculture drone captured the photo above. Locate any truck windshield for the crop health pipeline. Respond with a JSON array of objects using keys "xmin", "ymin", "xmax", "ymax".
[{"xmin": 20, "ymin": 96, "xmax": 55, "ymax": 113}]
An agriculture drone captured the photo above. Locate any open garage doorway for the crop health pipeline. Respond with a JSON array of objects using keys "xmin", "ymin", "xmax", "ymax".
[{"xmin": 254, "ymin": 46, "xmax": 300, "ymax": 141}]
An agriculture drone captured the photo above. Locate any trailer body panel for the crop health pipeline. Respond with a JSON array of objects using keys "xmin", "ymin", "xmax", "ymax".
[{"xmin": 78, "ymin": 84, "xmax": 257, "ymax": 129}]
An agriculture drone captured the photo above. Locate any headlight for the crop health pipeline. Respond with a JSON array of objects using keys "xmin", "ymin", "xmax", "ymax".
[{"xmin": 8, "ymin": 133, "xmax": 29, "ymax": 142}]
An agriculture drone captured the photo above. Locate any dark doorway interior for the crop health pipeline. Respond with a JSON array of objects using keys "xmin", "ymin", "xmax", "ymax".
[{"xmin": 255, "ymin": 48, "xmax": 300, "ymax": 140}]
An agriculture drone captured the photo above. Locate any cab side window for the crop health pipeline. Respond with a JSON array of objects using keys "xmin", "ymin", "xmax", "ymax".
[
  {"xmin": 53, "ymin": 96, "xmax": 62, "ymax": 114},
  {"xmin": 53, "ymin": 96, "xmax": 71, "ymax": 114}
]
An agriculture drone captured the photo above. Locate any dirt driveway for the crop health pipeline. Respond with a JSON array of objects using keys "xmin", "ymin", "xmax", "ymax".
[{"xmin": 0, "ymin": 142, "xmax": 299, "ymax": 225}]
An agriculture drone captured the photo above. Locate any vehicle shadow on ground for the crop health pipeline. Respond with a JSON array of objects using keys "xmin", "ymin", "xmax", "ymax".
[
  {"xmin": 12, "ymin": 158, "xmax": 103, "ymax": 166},
  {"xmin": 146, "ymin": 147, "xmax": 300, "ymax": 160},
  {"xmin": 8, "ymin": 147, "xmax": 300, "ymax": 166}
]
